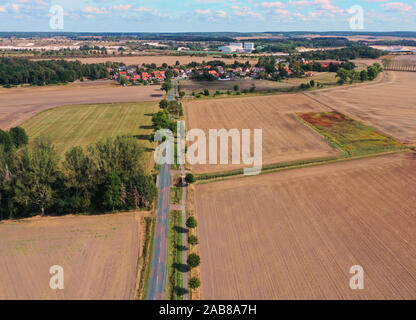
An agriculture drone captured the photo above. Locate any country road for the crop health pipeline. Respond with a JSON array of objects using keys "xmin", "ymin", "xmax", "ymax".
[
  {"xmin": 146, "ymin": 158, "xmax": 171, "ymax": 300},
  {"xmin": 146, "ymin": 82, "xmax": 177, "ymax": 300}
]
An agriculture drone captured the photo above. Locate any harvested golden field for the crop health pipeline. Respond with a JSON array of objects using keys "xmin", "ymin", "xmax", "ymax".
[
  {"xmin": 0, "ymin": 212, "xmax": 143, "ymax": 300},
  {"xmin": 184, "ymin": 94, "xmax": 338, "ymax": 174},
  {"xmin": 0, "ymin": 82, "xmax": 162, "ymax": 130},
  {"xmin": 306, "ymin": 71, "xmax": 416, "ymax": 144},
  {"xmin": 181, "ymin": 79, "xmax": 294, "ymax": 94},
  {"xmin": 196, "ymin": 152, "xmax": 416, "ymax": 300}
]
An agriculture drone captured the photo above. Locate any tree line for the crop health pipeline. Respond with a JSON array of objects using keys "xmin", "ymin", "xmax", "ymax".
[
  {"xmin": 336, "ymin": 63, "xmax": 383, "ymax": 84},
  {"xmin": 0, "ymin": 58, "xmax": 110, "ymax": 86},
  {"xmin": 0, "ymin": 135, "xmax": 157, "ymax": 220},
  {"xmin": 300, "ymin": 46, "xmax": 385, "ymax": 60}
]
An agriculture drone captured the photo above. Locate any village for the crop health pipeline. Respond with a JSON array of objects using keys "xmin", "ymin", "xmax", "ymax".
[{"xmin": 110, "ymin": 57, "xmax": 342, "ymax": 86}]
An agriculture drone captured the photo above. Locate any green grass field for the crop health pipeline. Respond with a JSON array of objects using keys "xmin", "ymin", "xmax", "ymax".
[
  {"xmin": 22, "ymin": 101, "xmax": 158, "ymax": 168},
  {"xmin": 298, "ymin": 111, "xmax": 406, "ymax": 156}
]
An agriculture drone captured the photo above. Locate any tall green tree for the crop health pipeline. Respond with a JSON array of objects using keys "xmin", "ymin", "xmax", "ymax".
[
  {"xmin": 9, "ymin": 126, "xmax": 28, "ymax": 148},
  {"xmin": 63, "ymin": 146, "xmax": 96, "ymax": 213},
  {"xmin": 0, "ymin": 129, "xmax": 13, "ymax": 152},
  {"xmin": 14, "ymin": 137, "xmax": 60, "ymax": 216},
  {"xmin": 102, "ymin": 172, "xmax": 122, "ymax": 211}
]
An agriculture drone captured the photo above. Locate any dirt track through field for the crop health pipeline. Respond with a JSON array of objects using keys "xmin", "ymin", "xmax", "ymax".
[
  {"xmin": 0, "ymin": 83, "xmax": 162, "ymax": 130},
  {"xmin": 306, "ymin": 71, "xmax": 416, "ymax": 144},
  {"xmin": 0, "ymin": 212, "xmax": 143, "ymax": 300},
  {"xmin": 185, "ymin": 94, "xmax": 338, "ymax": 173},
  {"xmin": 196, "ymin": 152, "xmax": 416, "ymax": 300}
]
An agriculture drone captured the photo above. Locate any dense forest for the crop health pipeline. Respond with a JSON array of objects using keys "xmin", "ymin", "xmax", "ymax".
[
  {"xmin": 300, "ymin": 46, "xmax": 385, "ymax": 60},
  {"xmin": 254, "ymin": 37, "xmax": 355, "ymax": 53},
  {"xmin": 0, "ymin": 134, "xmax": 157, "ymax": 220},
  {"xmin": 0, "ymin": 58, "xmax": 110, "ymax": 86}
]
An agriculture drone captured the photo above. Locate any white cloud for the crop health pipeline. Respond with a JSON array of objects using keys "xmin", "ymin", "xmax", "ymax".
[
  {"xmin": 256, "ymin": 1, "xmax": 286, "ymax": 9},
  {"xmin": 82, "ymin": 6, "xmax": 109, "ymax": 14},
  {"xmin": 289, "ymin": 0, "xmax": 344, "ymax": 14},
  {"xmin": 231, "ymin": 5, "xmax": 263, "ymax": 18},
  {"xmin": 11, "ymin": 4, "xmax": 20, "ymax": 12},
  {"xmin": 134, "ymin": 7, "xmax": 161, "ymax": 16},
  {"xmin": 382, "ymin": 2, "xmax": 413, "ymax": 12},
  {"xmin": 195, "ymin": 8, "xmax": 212, "ymax": 15},
  {"xmin": 111, "ymin": 5, "xmax": 132, "ymax": 11},
  {"xmin": 216, "ymin": 10, "xmax": 227, "ymax": 18}
]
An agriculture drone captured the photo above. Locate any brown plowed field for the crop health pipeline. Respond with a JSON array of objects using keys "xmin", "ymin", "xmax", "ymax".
[
  {"xmin": 0, "ymin": 82, "xmax": 162, "ymax": 130},
  {"xmin": 184, "ymin": 94, "xmax": 338, "ymax": 173},
  {"xmin": 196, "ymin": 153, "xmax": 416, "ymax": 299},
  {"xmin": 306, "ymin": 71, "xmax": 416, "ymax": 144},
  {"xmin": 0, "ymin": 212, "xmax": 143, "ymax": 300}
]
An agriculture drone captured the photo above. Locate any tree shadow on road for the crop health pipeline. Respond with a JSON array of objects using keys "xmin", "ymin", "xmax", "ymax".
[
  {"xmin": 174, "ymin": 263, "xmax": 190, "ymax": 273},
  {"xmin": 175, "ymin": 287, "xmax": 188, "ymax": 297},
  {"xmin": 176, "ymin": 244, "xmax": 188, "ymax": 251},
  {"xmin": 174, "ymin": 226, "xmax": 188, "ymax": 234}
]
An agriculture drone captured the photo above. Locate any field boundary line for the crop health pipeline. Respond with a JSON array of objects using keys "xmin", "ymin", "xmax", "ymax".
[
  {"xmin": 194, "ymin": 149, "xmax": 414, "ymax": 185},
  {"xmin": 142, "ymin": 216, "xmax": 157, "ymax": 300}
]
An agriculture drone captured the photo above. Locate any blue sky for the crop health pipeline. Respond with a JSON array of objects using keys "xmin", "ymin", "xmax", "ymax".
[{"xmin": 0, "ymin": 0, "xmax": 416, "ymax": 32}]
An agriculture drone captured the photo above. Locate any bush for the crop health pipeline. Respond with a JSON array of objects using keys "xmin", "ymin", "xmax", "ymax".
[
  {"xmin": 203, "ymin": 89, "xmax": 210, "ymax": 96},
  {"xmin": 187, "ymin": 253, "xmax": 200, "ymax": 269},
  {"xmin": 188, "ymin": 235, "xmax": 199, "ymax": 245},
  {"xmin": 185, "ymin": 173, "xmax": 195, "ymax": 184},
  {"xmin": 189, "ymin": 277, "xmax": 201, "ymax": 290},
  {"xmin": 186, "ymin": 216, "xmax": 197, "ymax": 229},
  {"xmin": 159, "ymin": 99, "xmax": 168, "ymax": 109}
]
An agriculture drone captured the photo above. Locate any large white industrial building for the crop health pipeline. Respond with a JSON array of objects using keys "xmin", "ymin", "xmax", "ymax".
[{"xmin": 218, "ymin": 42, "xmax": 254, "ymax": 53}]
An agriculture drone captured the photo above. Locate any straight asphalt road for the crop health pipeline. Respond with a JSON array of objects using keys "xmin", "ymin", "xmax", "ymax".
[
  {"xmin": 147, "ymin": 80, "xmax": 189, "ymax": 300},
  {"xmin": 147, "ymin": 82, "xmax": 176, "ymax": 300},
  {"xmin": 146, "ymin": 152, "xmax": 172, "ymax": 300}
]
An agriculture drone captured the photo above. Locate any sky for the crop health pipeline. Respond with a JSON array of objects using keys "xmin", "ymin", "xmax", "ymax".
[{"xmin": 0, "ymin": 0, "xmax": 416, "ymax": 32}]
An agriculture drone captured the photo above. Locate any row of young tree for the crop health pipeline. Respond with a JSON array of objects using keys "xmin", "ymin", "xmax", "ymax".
[
  {"xmin": 0, "ymin": 135, "xmax": 157, "ymax": 220},
  {"xmin": 0, "ymin": 58, "xmax": 110, "ymax": 86}
]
